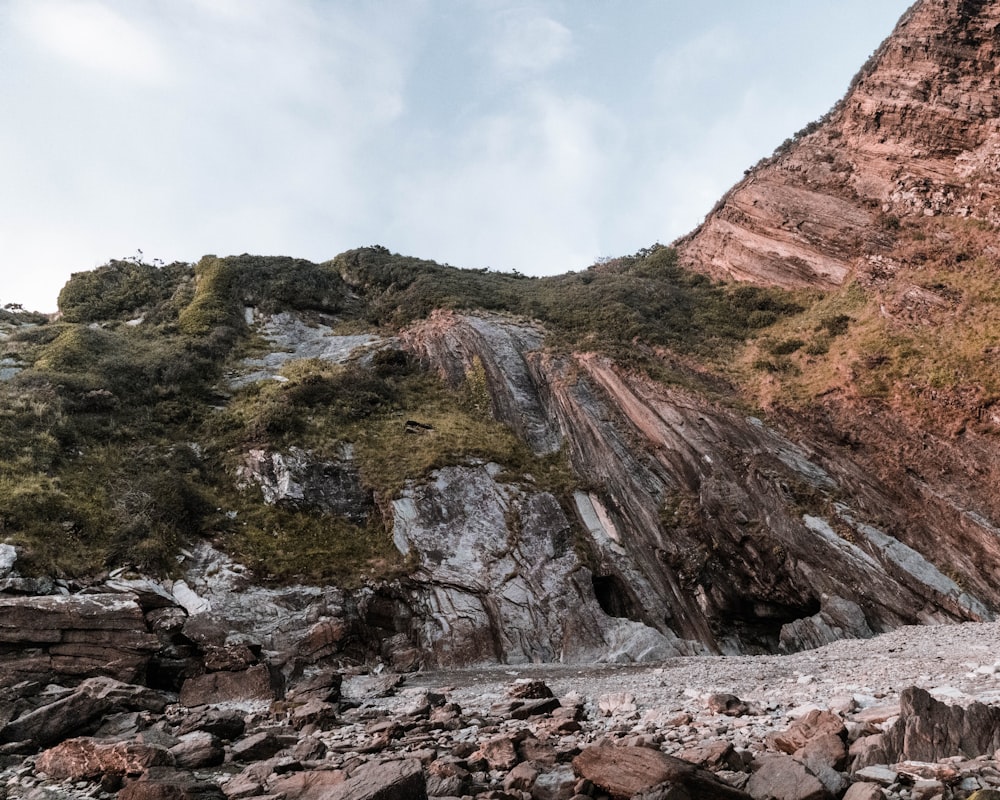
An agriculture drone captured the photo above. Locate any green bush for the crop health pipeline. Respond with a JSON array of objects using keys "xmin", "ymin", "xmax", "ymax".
[{"xmin": 58, "ymin": 260, "xmax": 190, "ymax": 322}]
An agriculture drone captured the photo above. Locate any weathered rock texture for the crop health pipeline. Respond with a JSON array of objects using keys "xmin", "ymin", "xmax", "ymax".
[
  {"xmin": 0, "ymin": 594, "xmax": 160, "ymax": 685},
  {"xmin": 402, "ymin": 312, "xmax": 994, "ymax": 655},
  {"xmin": 678, "ymin": 0, "xmax": 1000, "ymax": 287}
]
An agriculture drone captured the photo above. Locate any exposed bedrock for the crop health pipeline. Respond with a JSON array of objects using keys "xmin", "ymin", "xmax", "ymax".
[
  {"xmin": 402, "ymin": 312, "xmax": 996, "ymax": 655},
  {"xmin": 678, "ymin": 0, "xmax": 1000, "ymax": 287}
]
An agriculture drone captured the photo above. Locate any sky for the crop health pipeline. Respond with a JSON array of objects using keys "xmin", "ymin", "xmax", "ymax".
[{"xmin": 1, "ymin": 0, "xmax": 914, "ymax": 313}]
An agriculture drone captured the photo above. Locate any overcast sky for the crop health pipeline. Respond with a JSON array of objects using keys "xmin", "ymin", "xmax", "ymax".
[{"xmin": 1, "ymin": 0, "xmax": 913, "ymax": 312}]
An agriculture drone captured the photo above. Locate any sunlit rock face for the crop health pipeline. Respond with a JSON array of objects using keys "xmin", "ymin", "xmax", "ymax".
[{"xmin": 678, "ymin": 0, "xmax": 1000, "ymax": 288}]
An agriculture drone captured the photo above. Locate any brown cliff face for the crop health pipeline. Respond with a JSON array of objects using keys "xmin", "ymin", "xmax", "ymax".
[{"xmin": 678, "ymin": 0, "xmax": 1000, "ymax": 288}]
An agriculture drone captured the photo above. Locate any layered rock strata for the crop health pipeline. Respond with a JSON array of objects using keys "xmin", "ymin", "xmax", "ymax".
[{"xmin": 678, "ymin": 0, "xmax": 1000, "ymax": 287}]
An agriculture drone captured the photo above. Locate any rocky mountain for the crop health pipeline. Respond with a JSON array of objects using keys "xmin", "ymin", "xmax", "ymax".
[
  {"xmin": 1, "ymin": 0, "xmax": 1000, "ymax": 685},
  {"xmin": 678, "ymin": 0, "xmax": 1000, "ymax": 287}
]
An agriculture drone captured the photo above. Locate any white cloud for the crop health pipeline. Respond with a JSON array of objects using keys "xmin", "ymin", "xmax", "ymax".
[
  {"xmin": 490, "ymin": 9, "xmax": 572, "ymax": 78},
  {"xmin": 385, "ymin": 87, "xmax": 620, "ymax": 273},
  {"xmin": 12, "ymin": 0, "xmax": 170, "ymax": 86}
]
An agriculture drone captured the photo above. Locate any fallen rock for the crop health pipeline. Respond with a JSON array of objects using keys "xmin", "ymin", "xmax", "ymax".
[
  {"xmin": 0, "ymin": 677, "xmax": 167, "ymax": 749},
  {"xmin": 175, "ymin": 709, "xmax": 246, "ymax": 741},
  {"xmin": 746, "ymin": 754, "xmax": 833, "ymax": 800},
  {"xmin": 119, "ymin": 767, "xmax": 226, "ymax": 800},
  {"xmin": 842, "ymin": 783, "xmax": 885, "ymax": 800},
  {"xmin": 230, "ymin": 731, "xmax": 286, "ymax": 762},
  {"xmin": 179, "ymin": 664, "xmax": 278, "ymax": 707},
  {"xmin": 35, "ymin": 737, "xmax": 172, "ymax": 781},
  {"xmin": 707, "ymin": 693, "xmax": 749, "ymax": 717},
  {"xmin": 322, "ymin": 758, "xmax": 427, "ymax": 800},
  {"xmin": 269, "ymin": 768, "xmax": 347, "ymax": 800},
  {"xmin": 572, "ymin": 745, "xmax": 751, "ymax": 799},
  {"xmin": 767, "ymin": 710, "xmax": 845, "ymax": 754},
  {"xmin": 169, "ymin": 731, "xmax": 224, "ymax": 769},
  {"xmin": 882, "ymin": 685, "xmax": 1000, "ymax": 762}
]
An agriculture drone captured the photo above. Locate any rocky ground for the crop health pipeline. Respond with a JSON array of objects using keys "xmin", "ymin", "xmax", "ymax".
[{"xmin": 6, "ymin": 620, "xmax": 1000, "ymax": 800}]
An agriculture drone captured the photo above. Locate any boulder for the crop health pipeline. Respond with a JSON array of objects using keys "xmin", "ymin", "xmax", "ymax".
[
  {"xmin": 0, "ymin": 677, "xmax": 167, "ymax": 749},
  {"xmin": 286, "ymin": 668, "xmax": 343, "ymax": 704},
  {"xmin": 882, "ymin": 685, "xmax": 1000, "ymax": 762},
  {"xmin": 170, "ymin": 731, "xmax": 225, "ymax": 769},
  {"xmin": 35, "ymin": 737, "xmax": 172, "ymax": 781},
  {"xmin": 175, "ymin": 708, "xmax": 246, "ymax": 741},
  {"xmin": 779, "ymin": 596, "xmax": 874, "ymax": 653},
  {"xmin": 179, "ymin": 664, "xmax": 278, "ymax": 707},
  {"xmin": 572, "ymin": 745, "xmax": 750, "ymax": 799},
  {"xmin": 842, "ymin": 784, "xmax": 885, "ymax": 800},
  {"xmin": 268, "ymin": 768, "xmax": 347, "ymax": 800},
  {"xmin": 746, "ymin": 755, "xmax": 832, "ymax": 800},
  {"xmin": 767, "ymin": 710, "xmax": 845, "ymax": 754},
  {"xmin": 119, "ymin": 767, "xmax": 226, "ymax": 800},
  {"xmin": 322, "ymin": 758, "xmax": 427, "ymax": 800},
  {"xmin": 230, "ymin": 731, "xmax": 286, "ymax": 762}
]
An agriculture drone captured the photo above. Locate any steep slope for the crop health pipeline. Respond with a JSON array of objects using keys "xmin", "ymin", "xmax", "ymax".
[
  {"xmin": 678, "ymin": 0, "xmax": 1000, "ymax": 288},
  {"xmin": 404, "ymin": 312, "xmax": 995, "ymax": 655}
]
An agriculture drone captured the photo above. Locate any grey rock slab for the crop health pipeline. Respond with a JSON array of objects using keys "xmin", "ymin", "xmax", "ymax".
[
  {"xmin": 320, "ymin": 758, "xmax": 427, "ymax": 800},
  {"xmin": 746, "ymin": 755, "xmax": 832, "ymax": 800}
]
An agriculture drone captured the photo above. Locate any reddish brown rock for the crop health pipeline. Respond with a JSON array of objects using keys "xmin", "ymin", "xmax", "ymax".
[
  {"xmin": 572, "ymin": 745, "xmax": 750, "ymax": 799},
  {"xmin": 0, "ymin": 594, "xmax": 159, "ymax": 685},
  {"xmin": 767, "ymin": 710, "xmax": 845, "ymax": 755},
  {"xmin": 296, "ymin": 618, "xmax": 348, "ymax": 661},
  {"xmin": 36, "ymin": 737, "xmax": 172, "ymax": 781},
  {"xmin": 119, "ymin": 767, "xmax": 226, "ymax": 800},
  {"xmin": 678, "ymin": 740, "xmax": 741, "ymax": 770},
  {"xmin": 707, "ymin": 693, "xmax": 748, "ymax": 717},
  {"xmin": 269, "ymin": 768, "xmax": 347, "ymax": 800},
  {"xmin": 882, "ymin": 685, "xmax": 1000, "ymax": 762},
  {"xmin": 842, "ymin": 784, "xmax": 884, "ymax": 800},
  {"xmin": 179, "ymin": 664, "xmax": 277, "ymax": 707},
  {"xmin": 474, "ymin": 734, "xmax": 520, "ymax": 771},
  {"xmin": 679, "ymin": 1, "xmax": 1000, "ymax": 289},
  {"xmin": 322, "ymin": 758, "xmax": 426, "ymax": 800}
]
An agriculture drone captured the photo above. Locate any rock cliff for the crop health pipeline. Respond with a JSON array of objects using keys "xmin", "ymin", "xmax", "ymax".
[
  {"xmin": 3, "ymin": 0, "xmax": 1000, "ymax": 680},
  {"xmin": 402, "ymin": 312, "xmax": 996, "ymax": 656},
  {"xmin": 678, "ymin": 0, "xmax": 1000, "ymax": 288}
]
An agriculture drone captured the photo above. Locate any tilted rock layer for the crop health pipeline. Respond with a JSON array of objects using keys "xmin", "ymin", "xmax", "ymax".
[{"xmin": 678, "ymin": 0, "xmax": 1000, "ymax": 287}]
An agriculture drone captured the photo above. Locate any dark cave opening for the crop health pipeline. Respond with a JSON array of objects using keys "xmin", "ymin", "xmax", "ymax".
[
  {"xmin": 722, "ymin": 596, "xmax": 823, "ymax": 653},
  {"xmin": 592, "ymin": 573, "xmax": 641, "ymax": 621}
]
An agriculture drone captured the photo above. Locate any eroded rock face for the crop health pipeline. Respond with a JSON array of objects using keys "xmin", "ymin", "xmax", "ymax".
[
  {"xmin": 402, "ymin": 312, "xmax": 996, "ymax": 656},
  {"xmin": 391, "ymin": 463, "xmax": 694, "ymax": 666},
  {"xmin": 678, "ymin": 0, "xmax": 1000, "ymax": 287},
  {"xmin": 0, "ymin": 594, "xmax": 160, "ymax": 685},
  {"xmin": 237, "ymin": 445, "xmax": 374, "ymax": 523}
]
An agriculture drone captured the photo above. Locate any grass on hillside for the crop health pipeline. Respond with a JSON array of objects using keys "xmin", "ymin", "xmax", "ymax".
[
  {"xmin": 739, "ymin": 216, "xmax": 1000, "ymax": 431},
  {"xmin": 0, "ymin": 243, "xmax": 816, "ymax": 582}
]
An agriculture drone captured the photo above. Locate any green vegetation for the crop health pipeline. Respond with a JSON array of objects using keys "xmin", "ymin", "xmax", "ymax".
[
  {"xmin": 0, "ymin": 243, "xmax": 809, "ymax": 584},
  {"xmin": 331, "ymin": 244, "xmax": 804, "ymax": 359},
  {"xmin": 741, "ymin": 216, "xmax": 1000, "ymax": 428}
]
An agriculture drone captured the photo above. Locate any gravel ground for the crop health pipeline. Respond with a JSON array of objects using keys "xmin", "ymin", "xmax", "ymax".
[{"xmin": 405, "ymin": 621, "xmax": 1000, "ymax": 717}]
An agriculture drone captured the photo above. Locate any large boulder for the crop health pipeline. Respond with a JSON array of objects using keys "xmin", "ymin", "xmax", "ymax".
[
  {"xmin": 882, "ymin": 685, "xmax": 1000, "ymax": 762},
  {"xmin": 35, "ymin": 737, "xmax": 172, "ymax": 781},
  {"xmin": 572, "ymin": 745, "xmax": 750, "ymax": 799},
  {"xmin": 0, "ymin": 676, "xmax": 167, "ymax": 749},
  {"xmin": 322, "ymin": 758, "xmax": 426, "ymax": 800},
  {"xmin": 0, "ymin": 594, "xmax": 160, "ymax": 685}
]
